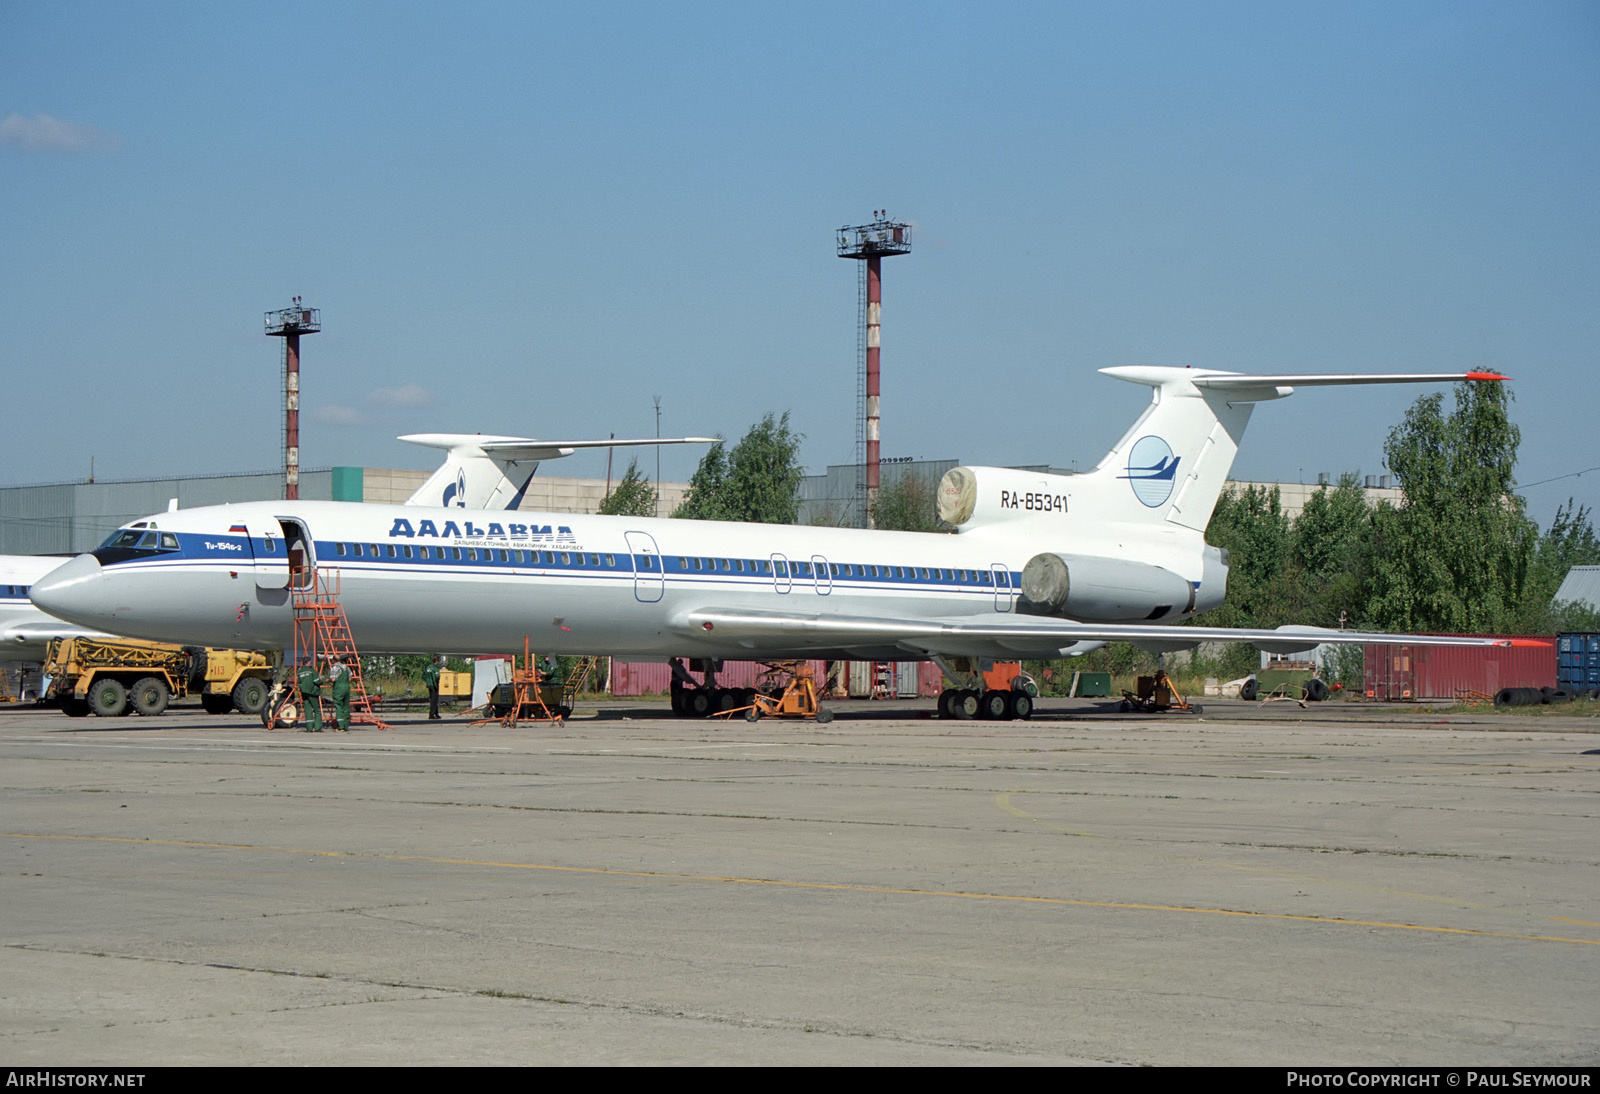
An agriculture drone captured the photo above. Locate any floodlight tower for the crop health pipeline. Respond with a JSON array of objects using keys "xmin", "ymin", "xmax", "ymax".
[
  {"xmin": 837, "ymin": 213, "xmax": 911, "ymax": 527},
  {"xmin": 264, "ymin": 297, "xmax": 320, "ymax": 500}
]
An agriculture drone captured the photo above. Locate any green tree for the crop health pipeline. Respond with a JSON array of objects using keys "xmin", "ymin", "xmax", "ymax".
[
  {"xmin": 1200, "ymin": 484, "xmax": 1293, "ymax": 678},
  {"xmin": 1204, "ymin": 484, "xmax": 1292, "ymax": 628},
  {"xmin": 1517, "ymin": 500, "xmax": 1600, "ymax": 631},
  {"xmin": 870, "ymin": 472, "xmax": 943, "ymax": 532},
  {"xmin": 1288, "ymin": 475, "xmax": 1375, "ymax": 628},
  {"xmin": 673, "ymin": 412, "xmax": 805, "ymax": 524},
  {"xmin": 597, "ymin": 458, "xmax": 657, "ymax": 517},
  {"xmin": 1365, "ymin": 383, "xmax": 1538, "ymax": 632}
]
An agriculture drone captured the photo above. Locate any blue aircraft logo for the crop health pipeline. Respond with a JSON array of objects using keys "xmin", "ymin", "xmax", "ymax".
[
  {"xmin": 441, "ymin": 469, "xmax": 468, "ymax": 508},
  {"xmin": 1121, "ymin": 435, "xmax": 1179, "ymax": 507}
]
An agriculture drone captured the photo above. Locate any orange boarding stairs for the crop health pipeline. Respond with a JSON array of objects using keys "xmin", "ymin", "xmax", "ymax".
[{"xmin": 290, "ymin": 568, "xmax": 389, "ymax": 730}]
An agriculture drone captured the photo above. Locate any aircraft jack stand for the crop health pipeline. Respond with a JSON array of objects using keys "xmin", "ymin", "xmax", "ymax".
[
  {"xmin": 713, "ymin": 661, "xmax": 833, "ymax": 723},
  {"xmin": 471, "ymin": 638, "xmax": 567, "ymax": 727},
  {"xmin": 1119, "ymin": 670, "xmax": 1203, "ymax": 715}
]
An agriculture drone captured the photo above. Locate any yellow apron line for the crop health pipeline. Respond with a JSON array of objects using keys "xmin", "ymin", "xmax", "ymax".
[{"xmin": 7, "ymin": 831, "xmax": 1599, "ymax": 948}]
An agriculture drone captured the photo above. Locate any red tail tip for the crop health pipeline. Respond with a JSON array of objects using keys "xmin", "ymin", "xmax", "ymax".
[{"xmin": 1464, "ymin": 371, "xmax": 1510, "ymax": 382}]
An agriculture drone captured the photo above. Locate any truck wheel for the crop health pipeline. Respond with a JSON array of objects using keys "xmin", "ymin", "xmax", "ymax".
[
  {"xmin": 201, "ymin": 693, "xmax": 233, "ymax": 715},
  {"xmin": 131, "ymin": 677, "xmax": 170, "ymax": 717},
  {"xmin": 233, "ymin": 676, "xmax": 268, "ymax": 715},
  {"xmin": 88, "ymin": 678, "xmax": 128, "ymax": 717},
  {"xmin": 61, "ymin": 697, "xmax": 91, "ymax": 718}
]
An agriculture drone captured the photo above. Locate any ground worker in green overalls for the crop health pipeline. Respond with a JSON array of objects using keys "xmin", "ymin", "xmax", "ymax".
[
  {"xmin": 423, "ymin": 656, "xmax": 442, "ymax": 720},
  {"xmin": 297, "ymin": 663, "xmax": 325, "ymax": 733},
  {"xmin": 329, "ymin": 655, "xmax": 353, "ymax": 732}
]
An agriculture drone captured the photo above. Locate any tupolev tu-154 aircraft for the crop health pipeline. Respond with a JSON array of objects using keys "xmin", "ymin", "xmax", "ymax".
[
  {"xmin": 2, "ymin": 432, "xmax": 714, "ymax": 669},
  {"xmin": 31, "ymin": 365, "xmax": 1531, "ymax": 720}
]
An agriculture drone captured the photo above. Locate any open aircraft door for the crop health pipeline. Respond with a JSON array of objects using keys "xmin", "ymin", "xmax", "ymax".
[
  {"xmin": 624, "ymin": 531, "xmax": 663, "ymax": 603},
  {"xmin": 250, "ymin": 521, "xmax": 286, "ymax": 590},
  {"xmin": 255, "ymin": 518, "xmax": 317, "ymax": 591}
]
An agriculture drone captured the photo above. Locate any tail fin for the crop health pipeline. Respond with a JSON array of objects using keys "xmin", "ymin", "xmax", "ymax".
[
  {"xmin": 398, "ymin": 433, "xmax": 717, "ymax": 510},
  {"xmin": 1085, "ymin": 368, "xmax": 1507, "ymax": 532}
]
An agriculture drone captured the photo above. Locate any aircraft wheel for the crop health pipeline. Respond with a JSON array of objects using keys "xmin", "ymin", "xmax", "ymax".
[
  {"xmin": 88, "ymin": 678, "xmax": 128, "ymax": 718},
  {"xmin": 130, "ymin": 677, "xmax": 170, "ymax": 717},
  {"xmin": 937, "ymin": 689, "xmax": 954, "ymax": 718},
  {"xmin": 951, "ymin": 689, "xmax": 980, "ymax": 720},
  {"xmin": 1012, "ymin": 693, "xmax": 1033, "ymax": 720},
  {"xmin": 980, "ymin": 689, "xmax": 1013, "ymax": 721},
  {"xmin": 670, "ymin": 688, "xmax": 688, "ymax": 716},
  {"xmin": 689, "ymin": 690, "xmax": 712, "ymax": 718},
  {"xmin": 715, "ymin": 688, "xmax": 739, "ymax": 713},
  {"xmin": 816, "ymin": 708, "xmax": 833, "ymax": 724},
  {"xmin": 233, "ymin": 676, "xmax": 268, "ymax": 715}
]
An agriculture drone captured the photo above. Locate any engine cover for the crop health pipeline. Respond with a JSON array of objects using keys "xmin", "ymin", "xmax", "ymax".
[
  {"xmin": 937, "ymin": 466, "xmax": 1074, "ymax": 528},
  {"xmin": 1020, "ymin": 552, "xmax": 1196, "ymax": 622}
]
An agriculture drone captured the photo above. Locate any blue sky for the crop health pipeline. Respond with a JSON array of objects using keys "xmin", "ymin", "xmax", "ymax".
[{"xmin": 4, "ymin": 1, "xmax": 1597, "ymax": 526}]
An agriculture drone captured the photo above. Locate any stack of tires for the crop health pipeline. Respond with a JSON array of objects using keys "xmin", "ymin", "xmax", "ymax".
[{"xmin": 1494, "ymin": 686, "xmax": 1583, "ymax": 707}]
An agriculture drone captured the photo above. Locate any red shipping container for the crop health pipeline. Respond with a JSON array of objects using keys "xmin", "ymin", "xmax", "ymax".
[{"xmin": 1363, "ymin": 636, "xmax": 1553, "ymax": 701}]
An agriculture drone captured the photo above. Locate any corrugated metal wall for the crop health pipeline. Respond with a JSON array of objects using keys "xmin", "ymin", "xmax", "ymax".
[{"xmin": 0, "ymin": 471, "xmax": 337, "ymax": 554}]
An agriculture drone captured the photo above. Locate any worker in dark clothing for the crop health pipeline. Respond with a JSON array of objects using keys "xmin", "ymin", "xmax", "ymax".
[
  {"xmin": 297, "ymin": 663, "xmax": 324, "ymax": 732},
  {"xmin": 423, "ymin": 657, "xmax": 442, "ymax": 720},
  {"xmin": 328, "ymin": 656, "xmax": 352, "ymax": 732}
]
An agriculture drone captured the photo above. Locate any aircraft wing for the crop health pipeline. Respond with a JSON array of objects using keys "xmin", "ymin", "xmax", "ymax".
[{"xmin": 670, "ymin": 606, "xmax": 1543, "ymax": 658}]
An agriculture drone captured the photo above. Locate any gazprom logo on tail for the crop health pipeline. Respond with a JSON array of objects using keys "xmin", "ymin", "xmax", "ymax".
[
  {"xmin": 1121, "ymin": 436, "xmax": 1179, "ymax": 507},
  {"xmin": 442, "ymin": 469, "xmax": 467, "ymax": 508}
]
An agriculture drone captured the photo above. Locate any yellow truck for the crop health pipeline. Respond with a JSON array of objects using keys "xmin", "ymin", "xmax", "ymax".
[{"xmin": 44, "ymin": 638, "xmax": 274, "ymax": 718}]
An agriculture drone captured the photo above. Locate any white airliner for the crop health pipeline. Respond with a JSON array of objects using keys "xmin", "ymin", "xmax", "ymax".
[
  {"xmin": 2, "ymin": 433, "xmax": 709, "ymax": 662},
  {"xmin": 1, "ymin": 554, "xmax": 112, "ymax": 666},
  {"xmin": 30, "ymin": 366, "xmax": 1530, "ymax": 720}
]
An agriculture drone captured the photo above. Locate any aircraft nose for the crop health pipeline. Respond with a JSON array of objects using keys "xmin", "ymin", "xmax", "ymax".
[{"xmin": 30, "ymin": 553, "xmax": 108, "ymax": 626}]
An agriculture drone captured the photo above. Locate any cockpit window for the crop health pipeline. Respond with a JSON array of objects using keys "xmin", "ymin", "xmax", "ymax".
[{"xmin": 93, "ymin": 527, "xmax": 180, "ymax": 565}]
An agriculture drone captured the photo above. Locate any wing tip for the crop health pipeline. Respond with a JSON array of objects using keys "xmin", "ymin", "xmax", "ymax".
[{"xmin": 1464, "ymin": 371, "xmax": 1511, "ymax": 382}]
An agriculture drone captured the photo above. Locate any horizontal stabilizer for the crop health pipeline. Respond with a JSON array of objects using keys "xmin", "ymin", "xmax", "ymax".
[{"xmin": 399, "ymin": 433, "xmax": 716, "ymax": 509}]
